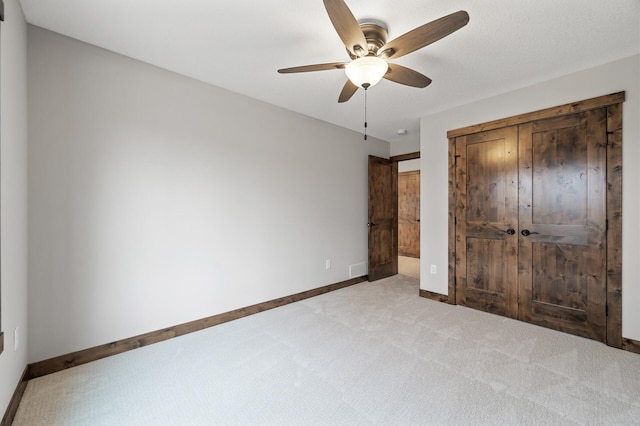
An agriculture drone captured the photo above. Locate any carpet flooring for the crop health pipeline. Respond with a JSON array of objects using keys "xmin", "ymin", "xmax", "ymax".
[{"xmin": 12, "ymin": 275, "xmax": 640, "ymax": 425}]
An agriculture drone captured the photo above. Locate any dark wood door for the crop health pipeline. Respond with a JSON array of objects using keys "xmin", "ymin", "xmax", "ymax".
[
  {"xmin": 368, "ymin": 156, "xmax": 398, "ymax": 281},
  {"xmin": 518, "ymin": 109, "xmax": 607, "ymax": 341},
  {"xmin": 398, "ymin": 170, "xmax": 420, "ymax": 258},
  {"xmin": 455, "ymin": 127, "xmax": 519, "ymax": 318}
]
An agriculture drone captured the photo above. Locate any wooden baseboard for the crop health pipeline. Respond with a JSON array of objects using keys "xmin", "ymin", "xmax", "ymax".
[
  {"xmin": 419, "ymin": 289, "xmax": 448, "ymax": 303},
  {"xmin": 1, "ymin": 366, "xmax": 29, "ymax": 426},
  {"xmin": 26, "ymin": 276, "xmax": 367, "ymax": 380},
  {"xmin": 623, "ymin": 338, "xmax": 640, "ymax": 355}
]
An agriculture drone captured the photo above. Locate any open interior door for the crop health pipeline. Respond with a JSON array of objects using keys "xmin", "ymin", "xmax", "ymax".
[{"xmin": 368, "ymin": 156, "xmax": 398, "ymax": 281}]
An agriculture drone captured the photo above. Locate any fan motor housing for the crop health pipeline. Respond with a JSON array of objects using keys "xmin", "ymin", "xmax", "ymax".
[{"xmin": 349, "ymin": 19, "xmax": 388, "ymax": 58}]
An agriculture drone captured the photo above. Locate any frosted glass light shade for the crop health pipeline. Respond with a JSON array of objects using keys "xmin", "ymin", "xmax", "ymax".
[{"xmin": 345, "ymin": 56, "xmax": 388, "ymax": 88}]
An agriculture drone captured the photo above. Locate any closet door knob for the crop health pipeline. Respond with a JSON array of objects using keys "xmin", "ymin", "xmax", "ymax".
[{"xmin": 505, "ymin": 228, "xmax": 515, "ymax": 235}]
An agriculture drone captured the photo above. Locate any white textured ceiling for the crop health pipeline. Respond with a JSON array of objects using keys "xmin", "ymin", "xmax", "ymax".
[{"xmin": 19, "ymin": 0, "xmax": 640, "ymax": 145}]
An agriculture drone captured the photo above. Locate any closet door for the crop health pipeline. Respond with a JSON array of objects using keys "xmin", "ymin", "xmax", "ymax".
[
  {"xmin": 518, "ymin": 109, "xmax": 607, "ymax": 341},
  {"xmin": 398, "ymin": 171, "xmax": 420, "ymax": 258},
  {"xmin": 455, "ymin": 127, "xmax": 519, "ymax": 318}
]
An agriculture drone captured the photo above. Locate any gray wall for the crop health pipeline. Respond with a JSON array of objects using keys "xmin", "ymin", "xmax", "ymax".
[
  {"xmin": 0, "ymin": 0, "xmax": 29, "ymax": 415},
  {"xmin": 420, "ymin": 55, "xmax": 640, "ymax": 340},
  {"xmin": 398, "ymin": 159, "xmax": 420, "ymax": 173},
  {"xmin": 391, "ymin": 138, "xmax": 420, "ymax": 157},
  {"xmin": 27, "ymin": 26, "xmax": 389, "ymax": 362}
]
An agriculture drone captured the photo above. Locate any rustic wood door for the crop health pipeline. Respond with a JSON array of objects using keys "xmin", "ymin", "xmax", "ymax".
[
  {"xmin": 455, "ymin": 127, "xmax": 519, "ymax": 318},
  {"xmin": 449, "ymin": 93, "xmax": 624, "ymax": 346},
  {"xmin": 398, "ymin": 170, "xmax": 420, "ymax": 258},
  {"xmin": 518, "ymin": 109, "xmax": 607, "ymax": 341},
  {"xmin": 368, "ymin": 156, "xmax": 398, "ymax": 281}
]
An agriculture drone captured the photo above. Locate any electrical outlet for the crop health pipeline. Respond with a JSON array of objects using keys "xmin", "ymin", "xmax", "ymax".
[
  {"xmin": 14, "ymin": 326, "xmax": 19, "ymax": 351},
  {"xmin": 430, "ymin": 264, "xmax": 437, "ymax": 274},
  {"xmin": 325, "ymin": 259, "xmax": 331, "ymax": 270}
]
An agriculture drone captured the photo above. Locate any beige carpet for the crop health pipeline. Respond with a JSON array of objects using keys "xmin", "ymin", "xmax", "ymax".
[{"xmin": 13, "ymin": 275, "xmax": 640, "ymax": 425}]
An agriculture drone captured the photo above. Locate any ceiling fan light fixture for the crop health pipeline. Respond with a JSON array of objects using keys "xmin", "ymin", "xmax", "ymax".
[{"xmin": 345, "ymin": 56, "xmax": 388, "ymax": 88}]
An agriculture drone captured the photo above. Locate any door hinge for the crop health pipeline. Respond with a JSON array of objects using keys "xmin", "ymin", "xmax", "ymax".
[
  {"xmin": 606, "ymin": 304, "xmax": 609, "ymax": 317},
  {"xmin": 606, "ymin": 219, "xmax": 609, "ymax": 231}
]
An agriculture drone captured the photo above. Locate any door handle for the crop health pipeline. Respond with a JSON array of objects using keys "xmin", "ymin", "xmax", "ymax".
[
  {"xmin": 521, "ymin": 229, "xmax": 539, "ymax": 236},
  {"xmin": 368, "ymin": 222, "xmax": 377, "ymax": 227},
  {"xmin": 505, "ymin": 228, "xmax": 515, "ymax": 235}
]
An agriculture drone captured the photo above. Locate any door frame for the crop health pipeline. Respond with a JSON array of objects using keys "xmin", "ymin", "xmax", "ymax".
[
  {"xmin": 393, "ymin": 152, "xmax": 421, "ymax": 268},
  {"xmin": 367, "ymin": 152, "xmax": 420, "ymax": 281},
  {"xmin": 447, "ymin": 92, "xmax": 624, "ymax": 348}
]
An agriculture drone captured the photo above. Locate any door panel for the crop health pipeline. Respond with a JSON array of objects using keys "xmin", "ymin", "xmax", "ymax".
[
  {"xmin": 455, "ymin": 127, "xmax": 519, "ymax": 318},
  {"xmin": 467, "ymin": 238, "xmax": 506, "ymax": 294},
  {"xmin": 398, "ymin": 170, "xmax": 420, "ymax": 258},
  {"xmin": 531, "ymin": 116, "xmax": 589, "ymax": 226},
  {"xmin": 518, "ymin": 109, "xmax": 607, "ymax": 341},
  {"xmin": 532, "ymin": 243, "xmax": 588, "ymax": 309},
  {"xmin": 368, "ymin": 156, "xmax": 398, "ymax": 281}
]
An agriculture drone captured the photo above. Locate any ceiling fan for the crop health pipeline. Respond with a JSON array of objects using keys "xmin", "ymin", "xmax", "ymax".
[{"xmin": 278, "ymin": 0, "xmax": 469, "ymax": 103}]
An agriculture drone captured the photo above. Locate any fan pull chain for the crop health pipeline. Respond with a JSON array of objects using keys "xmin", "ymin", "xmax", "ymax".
[{"xmin": 364, "ymin": 86, "xmax": 368, "ymax": 141}]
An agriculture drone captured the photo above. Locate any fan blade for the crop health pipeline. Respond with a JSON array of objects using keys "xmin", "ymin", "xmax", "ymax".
[
  {"xmin": 378, "ymin": 10, "xmax": 469, "ymax": 60},
  {"xmin": 323, "ymin": 0, "xmax": 368, "ymax": 57},
  {"xmin": 278, "ymin": 62, "xmax": 347, "ymax": 73},
  {"xmin": 338, "ymin": 80, "xmax": 358, "ymax": 103},
  {"xmin": 384, "ymin": 63, "xmax": 432, "ymax": 88}
]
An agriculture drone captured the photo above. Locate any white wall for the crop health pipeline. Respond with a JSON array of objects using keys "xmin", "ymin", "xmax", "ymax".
[
  {"xmin": 0, "ymin": 0, "xmax": 29, "ymax": 416},
  {"xmin": 420, "ymin": 55, "xmax": 640, "ymax": 340},
  {"xmin": 27, "ymin": 26, "xmax": 389, "ymax": 363},
  {"xmin": 390, "ymin": 138, "xmax": 420, "ymax": 157},
  {"xmin": 398, "ymin": 159, "xmax": 420, "ymax": 173}
]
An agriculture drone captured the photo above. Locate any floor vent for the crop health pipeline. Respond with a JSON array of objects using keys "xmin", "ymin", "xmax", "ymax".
[{"xmin": 349, "ymin": 262, "xmax": 367, "ymax": 278}]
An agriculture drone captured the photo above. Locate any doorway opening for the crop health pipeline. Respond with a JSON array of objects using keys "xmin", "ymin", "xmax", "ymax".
[
  {"xmin": 397, "ymin": 159, "xmax": 420, "ymax": 281},
  {"xmin": 367, "ymin": 151, "xmax": 420, "ymax": 283}
]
